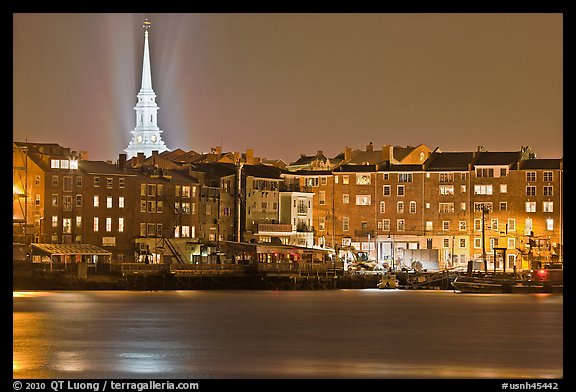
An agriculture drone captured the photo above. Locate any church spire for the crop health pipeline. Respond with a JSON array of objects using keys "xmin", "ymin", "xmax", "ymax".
[
  {"xmin": 125, "ymin": 19, "xmax": 169, "ymax": 160},
  {"xmin": 140, "ymin": 19, "xmax": 153, "ymax": 92}
]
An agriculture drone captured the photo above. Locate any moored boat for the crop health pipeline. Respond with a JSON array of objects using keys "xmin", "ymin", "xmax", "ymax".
[
  {"xmin": 377, "ymin": 272, "xmax": 398, "ymax": 289},
  {"xmin": 452, "ymin": 265, "xmax": 563, "ymax": 294},
  {"xmin": 452, "ymin": 274, "xmax": 517, "ymax": 293}
]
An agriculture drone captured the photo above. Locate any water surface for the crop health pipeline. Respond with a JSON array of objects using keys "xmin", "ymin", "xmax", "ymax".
[{"xmin": 13, "ymin": 290, "xmax": 563, "ymax": 379}]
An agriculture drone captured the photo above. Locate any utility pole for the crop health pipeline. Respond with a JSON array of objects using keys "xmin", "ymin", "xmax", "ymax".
[
  {"xmin": 236, "ymin": 162, "xmax": 243, "ymax": 243},
  {"xmin": 481, "ymin": 205, "xmax": 488, "ymax": 273}
]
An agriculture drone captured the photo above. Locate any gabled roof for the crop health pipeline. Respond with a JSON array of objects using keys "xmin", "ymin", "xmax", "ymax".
[
  {"xmin": 169, "ymin": 149, "xmax": 202, "ymax": 163},
  {"xmin": 242, "ymin": 164, "xmax": 285, "ymax": 179},
  {"xmin": 289, "ymin": 152, "xmax": 328, "ymax": 166},
  {"xmin": 189, "ymin": 162, "xmax": 237, "ymax": 178},
  {"xmin": 160, "ymin": 148, "xmax": 189, "ymax": 161},
  {"xmin": 346, "ymin": 150, "xmax": 384, "ymax": 165},
  {"xmin": 472, "ymin": 151, "xmax": 521, "ymax": 166},
  {"xmin": 425, "ymin": 151, "xmax": 475, "ymax": 171}
]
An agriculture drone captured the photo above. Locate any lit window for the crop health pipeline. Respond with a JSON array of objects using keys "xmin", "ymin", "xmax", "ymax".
[
  {"xmin": 525, "ymin": 202, "xmax": 536, "ymax": 213},
  {"xmin": 440, "ymin": 185, "xmax": 454, "ymax": 195},
  {"xmin": 182, "ymin": 186, "xmax": 191, "ymax": 197},
  {"xmin": 107, "ymin": 197, "xmax": 113, "ymax": 208},
  {"xmin": 356, "ymin": 174, "xmax": 371, "ymax": 185},
  {"xmin": 474, "ymin": 185, "xmax": 493, "ymax": 195},
  {"xmin": 63, "ymin": 218, "xmax": 71, "ymax": 234},
  {"xmin": 355, "ymin": 195, "xmax": 371, "ymax": 205},
  {"xmin": 93, "ymin": 196, "xmax": 99, "ymax": 207},
  {"xmin": 119, "ymin": 197, "xmax": 124, "ymax": 208}
]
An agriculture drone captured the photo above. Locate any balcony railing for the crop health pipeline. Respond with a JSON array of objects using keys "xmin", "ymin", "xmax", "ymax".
[
  {"xmin": 296, "ymin": 224, "xmax": 314, "ymax": 233},
  {"xmin": 297, "ymin": 206, "xmax": 308, "ymax": 214},
  {"xmin": 256, "ymin": 223, "xmax": 293, "ymax": 233}
]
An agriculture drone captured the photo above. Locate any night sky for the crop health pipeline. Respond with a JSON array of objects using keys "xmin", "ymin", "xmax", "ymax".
[{"xmin": 13, "ymin": 13, "xmax": 563, "ymax": 162}]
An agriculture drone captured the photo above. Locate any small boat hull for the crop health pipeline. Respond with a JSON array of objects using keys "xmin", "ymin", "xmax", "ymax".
[{"xmin": 377, "ymin": 273, "xmax": 398, "ymax": 289}]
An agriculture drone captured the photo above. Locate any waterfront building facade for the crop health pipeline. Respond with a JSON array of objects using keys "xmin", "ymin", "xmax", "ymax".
[{"xmin": 13, "ymin": 140, "xmax": 562, "ymax": 269}]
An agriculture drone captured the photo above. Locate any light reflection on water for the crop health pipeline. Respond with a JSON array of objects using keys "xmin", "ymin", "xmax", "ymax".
[{"xmin": 13, "ymin": 290, "xmax": 563, "ymax": 379}]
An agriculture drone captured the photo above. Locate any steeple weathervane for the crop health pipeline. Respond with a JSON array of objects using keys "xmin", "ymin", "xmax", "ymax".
[{"xmin": 143, "ymin": 18, "xmax": 151, "ymax": 32}]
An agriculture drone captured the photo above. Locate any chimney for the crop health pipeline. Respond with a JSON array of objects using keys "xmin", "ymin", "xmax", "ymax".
[
  {"xmin": 344, "ymin": 146, "xmax": 352, "ymax": 161},
  {"xmin": 246, "ymin": 149, "xmax": 254, "ymax": 164},
  {"xmin": 366, "ymin": 142, "xmax": 374, "ymax": 151},
  {"xmin": 118, "ymin": 153, "xmax": 127, "ymax": 169},
  {"xmin": 317, "ymin": 150, "xmax": 323, "ymax": 156},
  {"xmin": 137, "ymin": 152, "xmax": 145, "ymax": 166},
  {"xmin": 381, "ymin": 144, "xmax": 392, "ymax": 162}
]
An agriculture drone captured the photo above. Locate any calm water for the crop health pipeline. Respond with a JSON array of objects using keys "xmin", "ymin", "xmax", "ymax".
[{"xmin": 13, "ymin": 290, "xmax": 563, "ymax": 379}]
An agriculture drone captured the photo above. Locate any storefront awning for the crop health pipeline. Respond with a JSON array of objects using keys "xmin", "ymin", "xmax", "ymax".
[{"xmin": 31, "ymin": 243, "xmax": 112, "ymax": 256}]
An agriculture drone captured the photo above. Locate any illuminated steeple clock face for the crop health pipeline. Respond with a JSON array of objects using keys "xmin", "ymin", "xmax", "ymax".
[
  {"xmin": 136, "ymin": 135, "xmax": 143, "ymax": 144},
  {"xmin": 151, "ymin": 135, "xmax": 157, "ymax": 143}
]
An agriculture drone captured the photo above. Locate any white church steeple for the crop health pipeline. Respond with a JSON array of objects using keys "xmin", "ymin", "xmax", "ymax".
[{"xmin": 125, "ymin": 19, "xmax": 169, "ymax": 159}]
